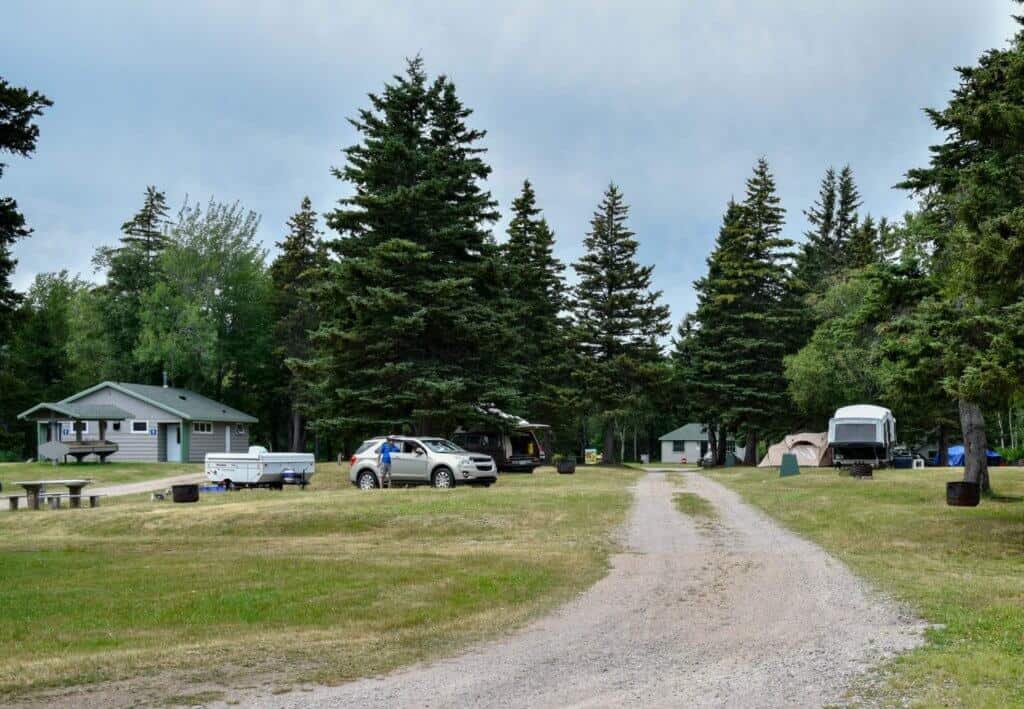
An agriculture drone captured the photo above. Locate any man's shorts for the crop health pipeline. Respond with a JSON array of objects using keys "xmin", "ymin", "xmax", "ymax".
[{"xmin": 379, "ymin": 462, "xmax": 391, "ymax": 482}]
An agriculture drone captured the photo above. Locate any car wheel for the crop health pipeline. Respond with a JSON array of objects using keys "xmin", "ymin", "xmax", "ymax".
[
  {"xmin": 357, "ymin": 471, "xmax": 379, "ymax": 490},
  {"xmin": 432, "ymin": 467, "xmax": 454, "ymax": 489},
  {"xmin": 222, "ymin": 479, "xmax": 233, "ymax": 491}
]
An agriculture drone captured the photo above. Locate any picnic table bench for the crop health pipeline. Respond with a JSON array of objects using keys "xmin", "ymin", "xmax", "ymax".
[{"xmin": 11, "ymin": 479, "xmax": 93, "ymax": 510}]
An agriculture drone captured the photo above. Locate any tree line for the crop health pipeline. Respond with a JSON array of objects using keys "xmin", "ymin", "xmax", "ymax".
[
  {"xmin": 4, "ymin": 9, "xmax": 1024, "ymax": 484},
  {"xmin": 675, "ymin": 10, "xmax": 1024, "ymax": 491},
  {"xmin": 0, "ymin": 58, "xmax": 671, "ymax": 462}
]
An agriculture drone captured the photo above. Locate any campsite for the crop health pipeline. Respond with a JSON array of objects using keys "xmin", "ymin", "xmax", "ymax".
[{"xmin": 3, "ymin": 2, "xmax": 1024, "ymax": 708}]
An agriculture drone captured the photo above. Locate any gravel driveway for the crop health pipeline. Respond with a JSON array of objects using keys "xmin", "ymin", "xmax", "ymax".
[{"xmin": 229, "ymin": 471, "xmax": 925, "ymax": 708}]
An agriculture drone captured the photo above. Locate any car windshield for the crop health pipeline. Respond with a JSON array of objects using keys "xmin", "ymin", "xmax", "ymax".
[{"xmin": 421, "ymin": 438, "xmax": 465, "ymax": 453}]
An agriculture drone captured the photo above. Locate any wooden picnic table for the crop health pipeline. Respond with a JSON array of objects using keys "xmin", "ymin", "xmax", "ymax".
[{"xmin": 13, "ymin": 479, "xmax": 92, "ymax": 510}]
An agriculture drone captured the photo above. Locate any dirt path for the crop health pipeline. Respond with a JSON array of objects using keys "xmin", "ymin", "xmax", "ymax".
[
  {"xmin": 225, "ymin": 471, "xmax": 924, "ymax": 708},
  {"xmin": 88, "ymin": 473, "xmax": 205, "ymax": 497}
]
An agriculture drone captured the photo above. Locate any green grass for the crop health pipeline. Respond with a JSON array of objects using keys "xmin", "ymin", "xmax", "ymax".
[
  {"xmin": 672, "ymin": 491, "xmax": 716, "ymax": 519},
  {"xmin": 0, "ymin": 461, "xmax": 202, "ymax": 489},
  {"xmin": 625, "ymin": 461, "xmax": 698, "ymax": 470},
  {"xmin": 0, "ymin": 463, "xmax": 639, "ymax": 701},
  {"xmin": 708, "ymin": 465, "xmax": 1024, "ymax": 708}
]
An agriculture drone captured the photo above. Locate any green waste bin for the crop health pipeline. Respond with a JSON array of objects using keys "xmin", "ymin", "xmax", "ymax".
[{"xmin": 780, "ymin": 453, "xmax": 799, "ymax": 477}]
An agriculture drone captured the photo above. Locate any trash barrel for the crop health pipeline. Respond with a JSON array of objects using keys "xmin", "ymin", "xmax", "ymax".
[
  {"xmin": 171, "ymin": 484, "xmax": 200, "ymax": 503},
  {"xmin": 946, "ymin": 481, "xmax": 980, "ymax": 507},
  {"xmin": 556, "ymin": 457, "xmax": 576, "ymax": 474}
]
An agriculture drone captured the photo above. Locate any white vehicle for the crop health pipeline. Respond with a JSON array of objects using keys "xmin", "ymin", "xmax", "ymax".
[
  {"xmin": 205, "ymin": 446, "xmax": 315, "ymax": 489},
  {"xmin": 827, "ymin": 404, "xmax": 896, "ymax": 476},
  {"xmin": 348, "ymin": 436, "xmax": 497, "ymax": 489}
]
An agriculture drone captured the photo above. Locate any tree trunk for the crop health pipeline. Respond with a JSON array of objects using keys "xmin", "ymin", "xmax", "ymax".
[
  {"xmin": 959, "ymin": 399, "xmax": 991, "ymax": 493},
  {"xmin": 706, "ymin": 425, "xmax": 718, "ymax": 466},
  {"xmin": 603, "ymin": 419, "xmax": 616, "ymax": 465},
  {"xmin": 743, "ymin": 430, "xmax": 758, "ymax": 466},
  {"xmin": 289, "ymin": 409, "xmax": 305, "ymax": 452},
  {"xmin": 619, "ymin": 422, "xmax": 626, "ymax": 463},
  {"xmin": 717, "ymin": 425, "xmax": 727, "ymax": 465},
  {"xmin": 633, "ymin": 428, "xmax": 638, "ymax": 461},
  {"xmin": 937, "ymin": 423, "xmax": 949, "ymax": 467}
]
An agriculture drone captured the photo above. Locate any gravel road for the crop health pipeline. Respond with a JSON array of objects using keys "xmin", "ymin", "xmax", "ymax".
[
  {"xmin": 88, "ymin": 473, "xmax": 205, "ymax": 497},
  {"xmin": 228, "ymin": 471, "xmax": 925, "ymax": 708}
]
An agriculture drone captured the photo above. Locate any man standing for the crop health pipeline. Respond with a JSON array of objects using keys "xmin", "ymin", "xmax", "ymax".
[{"xmin": 377, "ymin": 437, "xmax": 397, "ymax": 488}]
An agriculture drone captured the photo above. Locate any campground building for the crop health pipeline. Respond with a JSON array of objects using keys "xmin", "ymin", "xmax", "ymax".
[
  {"xmin": 18, "ymin": 381, "xmax": 257, "ymax": 463},
  {"xmin": 658, "ymin": 423, "xmax": 737, "ymax": 464}
]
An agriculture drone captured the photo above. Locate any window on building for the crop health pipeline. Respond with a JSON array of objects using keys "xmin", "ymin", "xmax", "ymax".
[
  {"xmin": 193, "ymin": 421, "xmax": 213, "ymax": 434},
  {"xmin": 131, "ymin": 420, "xmax": 148, "ymax": 434},
  {"xmin": 235, "ymin": 423, "xmax": 247, "ymax": 435},
  {"xmin": 672, "ymin": 441, "xmax": 686, "ymax": 452},
  {"xmin": 111, "ymin": 421, "xmax": 121, "ymax": 432}
]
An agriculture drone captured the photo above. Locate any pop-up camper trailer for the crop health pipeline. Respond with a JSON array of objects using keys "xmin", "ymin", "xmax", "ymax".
[{"xmin": 827, "ymin": 404, "xmax": 896, "ymax": 475}]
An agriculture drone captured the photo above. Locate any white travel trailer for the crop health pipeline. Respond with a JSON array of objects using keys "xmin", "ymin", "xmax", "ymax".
[
  {"xmin": 205, "ymin": 446, "xmax": 315, "ymax": 489},
  {"xmin": 827, "ymin": 405, "xmax": 896, "ymax": 476}
]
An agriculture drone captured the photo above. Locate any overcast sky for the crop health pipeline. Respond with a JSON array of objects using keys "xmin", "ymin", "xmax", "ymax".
[{"xmin": 1, "ymin": 1, "xmax": 1018, "ymax": 323}]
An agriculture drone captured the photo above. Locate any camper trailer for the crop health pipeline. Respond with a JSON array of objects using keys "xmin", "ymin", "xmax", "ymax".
[
  {"xmin": 827, "ymin": 405, "xmax": 896, "ymax": 475},
  {"xmin": 205, "ymin": 446, "xmax": 315, "ymax": 489}
]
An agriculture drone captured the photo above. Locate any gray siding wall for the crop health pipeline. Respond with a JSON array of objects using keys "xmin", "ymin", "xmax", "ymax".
[
  {"xmin": 63, "ymin": 386, "xmax": 176, "ymax": 462},
  {"xmin": 230, "ymin": 423, "xmax": 250, "ymax": 454},
  {"xmin": 189, "ymin": 422, "xmax": 225, "ymax": 463}
]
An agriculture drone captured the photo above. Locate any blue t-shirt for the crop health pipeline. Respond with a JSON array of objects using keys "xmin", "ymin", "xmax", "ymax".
[{"xmin": 380, "ymin": 442, "xmax": 397, "ymax": 464}]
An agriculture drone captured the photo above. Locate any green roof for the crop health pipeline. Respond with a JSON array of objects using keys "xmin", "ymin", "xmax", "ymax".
[
  {"xmin": 659, "ymin": 423, "xmax": 709, "ymax": 442},
  {"xmin": 17, "ymin": 402, "xmax": 133, "ymax": 421},
  {"xmin": 62, "ymin": 382, "xmax": 258, "ymax": 423}
]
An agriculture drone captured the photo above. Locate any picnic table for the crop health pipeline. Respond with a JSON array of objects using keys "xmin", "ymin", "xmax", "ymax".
[{"xmin": 13, "ymin": 479, "xmax": 92, "ymax": 510}]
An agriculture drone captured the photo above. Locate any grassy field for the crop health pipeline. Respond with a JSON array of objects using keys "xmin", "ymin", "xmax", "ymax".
[
  {"xmin": 0, "ymin": 461, "xmax": 202, "ymax": 489},
  {"xmin": 672, "ymin": 491, "xmax": 716, "ymax": 519},
  {"xmin": 0, "ymin": 463, "xmax": 639, "ymax": 703},
  {"xmin": 708, "ymin": 465, "xmax": 1024, "ymax": 707}
]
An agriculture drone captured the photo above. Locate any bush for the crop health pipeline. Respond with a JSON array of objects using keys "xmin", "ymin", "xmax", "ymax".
[
  {"xmin": 995, "ymin": 445, "xmax": 1024, "ymax": 463},
  {"xmin": 0, "ymin": 449, "xmax": 23, "ymax": 463}
]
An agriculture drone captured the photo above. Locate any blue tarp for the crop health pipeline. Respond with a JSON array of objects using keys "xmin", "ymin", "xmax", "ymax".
[{"xmin": 933, "ymin": 445, "xmax": 1001, "ymax": 466}]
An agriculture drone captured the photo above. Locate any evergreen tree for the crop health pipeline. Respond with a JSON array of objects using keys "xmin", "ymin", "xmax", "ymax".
[
  {"xmin": 501, "ymin": 180, "xmax": 571, "ymax": 436},
  {"xmin": 682, "ymin": 200, "xmax": 749, "ymax": 461},
  {"xmin": 304, "ymin": 58, "xmax": 506, "ymax": 441},
  {"xmin": 793, "ymin": 167, "xmax": 837, "ymax": 291},
  {"xmin": 898, "ymin": 8, "xmax": 1024, "ymax": 490},
  {"xmin": 795, "ymin": 164, "xmax": 864, "ymax": 293},
  {"xmin": 92, "ymin": 187, "xmax": 171, "ymax": 382},
  {"xmin": 683, "ymin": 160, "xmax": 801, "ymax": 464},
  {"xmin": 269, "ymin": 196, "xmax": 328, "ymax": 452},
  {"xmin": 0, "ymin": 77, "xmax": 51, "ymax": 339},
  {"xmin": 571, "ymin": 183, "xmax": 670, "ymax": 463},
  {"xmin": 834, "ymin": 165, "xmax": 862, "ymax": 254}
]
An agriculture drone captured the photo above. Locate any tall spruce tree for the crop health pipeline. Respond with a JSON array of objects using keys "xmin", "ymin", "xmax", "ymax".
[
  {"xmin": 898, "ymin": 7, "xmax": 1024, "ymax": 490},
  {"xmin": 735, "ymin": 159, "xmax": 801, "ymax": 460},
  {"xmin": 794, "ymin": 164, "xmax": 864, "ymax": 294},
  {"xmin": 682, "ymin": 200, "xmax": 749, "ymax": 461},
  {"xmin": 304, "ymin": 57, "xmax": 507, "ymax": 440},
  {"xmin": 684, "ymin": 160, "xmax": 801, "ymax": 464},
  {"xmin": 501, "ymin": 180, "xmax": 570, "ymax": 433},
  {"xmin": 794, "ymin": 167, "xmax": 837, "ymax": 291},
  {"xmin": 92, "ymin": 186, "xmax": 171, "ymax": 381},
  {"xmin": 0, "ymin": 77, "xmax": 51, "ymax": 340},
  {"xmin": 270, "ymin": 196, "xmax": 328, "ymax": 452},
  {"xmin": 572, "ymin": 183, "xmax": 670, "ymax": 463}
]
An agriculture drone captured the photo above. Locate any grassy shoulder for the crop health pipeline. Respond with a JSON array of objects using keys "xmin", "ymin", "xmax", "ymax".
[
  {"xmin": 0, "ymin": 460, "xmax": 202, "ymax": 489},
  {"xmin": 0, "ymin": 463, "xmax": 640, "ymax": 701},
  {"xmin": 707, "ymin": 465, "xmax": 1024, "ymax": 707}
]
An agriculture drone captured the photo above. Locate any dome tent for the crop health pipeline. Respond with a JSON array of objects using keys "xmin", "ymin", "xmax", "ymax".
[{"xmin": 758, "ymin": 432, "xmax": 833, "ymax": 468}]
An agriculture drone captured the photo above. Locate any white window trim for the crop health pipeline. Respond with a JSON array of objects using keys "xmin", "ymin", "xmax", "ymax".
[
  {"xmin": 193, "ymin": 421, "xmax": 213, "ymax": 434},
  {"xmin": 130, "ymin": 420, "xmax": 149, "ymax": 434},
  {"xmin": 63, "ymin": 421, "xmax": 89, "ymax": 434},
  {"xmin": 235, "ymin": 423, "xmax": 247, "ymax": 435}
]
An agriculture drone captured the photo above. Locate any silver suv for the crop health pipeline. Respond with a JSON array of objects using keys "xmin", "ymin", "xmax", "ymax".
[{"xmin": 348, "ymin": 436, "xmax": 498, "ymax": 490}]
